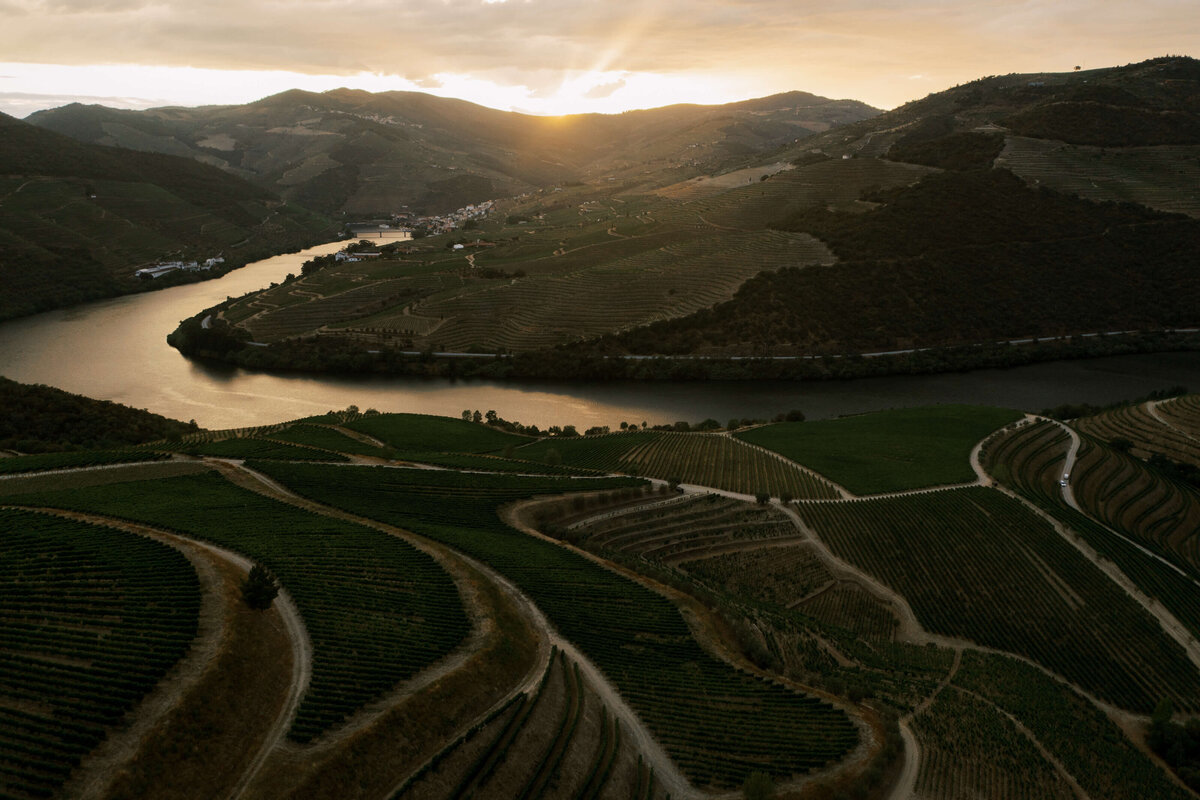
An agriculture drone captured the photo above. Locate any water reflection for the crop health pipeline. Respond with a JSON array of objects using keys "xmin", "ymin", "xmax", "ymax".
[{"xmin": 0, "ymin": 241, "xmax": 1198, "ymax": 429}]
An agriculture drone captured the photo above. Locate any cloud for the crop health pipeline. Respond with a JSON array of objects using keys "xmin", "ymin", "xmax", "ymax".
[
  {"xmin": 0, "ymin": 89, "xmax": 172, "ymax": 117},
  {"xmin": 584, "ymin": 79, "xmax": 627, "ymax": 100},
  {"xmin": 0, "ymin": 0, "xmax": 1197, "ymax": 110}
]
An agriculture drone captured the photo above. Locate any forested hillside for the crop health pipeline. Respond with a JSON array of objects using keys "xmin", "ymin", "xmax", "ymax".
[{"xmin": 0, "ymin": 112, "xmax": 335, "ymax": 320}]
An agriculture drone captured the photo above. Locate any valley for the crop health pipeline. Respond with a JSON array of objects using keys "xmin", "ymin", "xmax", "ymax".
[
  {"xmin": 146, "ymin": 58, "xmax": 1200, "ymax": 381},
  {"xmin": 2, "ymin": 393, "xmax": 1200, "ymax": 799},
  {"xmin": 3, "ymin": 51, "xmax": 1200, "ymax": 800}
]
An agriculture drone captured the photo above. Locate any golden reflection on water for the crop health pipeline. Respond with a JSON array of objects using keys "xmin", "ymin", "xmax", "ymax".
[{"xmin": 1, "ymin": 242, "xmax": 1198, "ymax": 429}]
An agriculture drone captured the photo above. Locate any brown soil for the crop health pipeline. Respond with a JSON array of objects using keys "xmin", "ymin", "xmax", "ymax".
[
  {"xmin": 242, "ymin": 550, "xmax": 541, "ymax": 800},
  {"xmin": 99, "ymin": 558, "xmax": 294, "ymax": 800}
]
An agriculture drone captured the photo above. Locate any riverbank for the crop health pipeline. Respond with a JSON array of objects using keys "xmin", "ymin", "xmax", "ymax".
[
  {"xmin": 4, "ymin": 238, "xmax": 1199, "ymax": 430},
  {"xmin": 167, "ymin": 316, "xmax": 1200, "ymax": 383}
]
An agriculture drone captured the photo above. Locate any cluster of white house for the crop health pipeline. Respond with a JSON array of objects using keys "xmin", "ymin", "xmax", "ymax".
[
  {"xmin": 135, "ymin": 257, "xmax": 225, "ymax": 279},
  {"xmin": 417, "ymin": 199, "xmax": 495, "ymax": 235}
]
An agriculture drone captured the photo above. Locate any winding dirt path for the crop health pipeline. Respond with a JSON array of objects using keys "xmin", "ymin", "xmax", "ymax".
[
  {"xmin": 781, "ymin": 504, "xmax": 926, "ymax": 644},
  {"xmin": 502, "ymin": 497, "xmax": 884, "ymax": 800},
  {"xmin": 890, "ymin": 721, "xmax": 919, "ymax": 800},
  {"xmin": 1146, "ymin": 399, "xmax": 1200, "ymax": 442},
  {"xmin": 6, "ymin": 506, "xmax": 310, "ymax": 800},
  {"xmin": 981, "ymin": 423, "xmax": 1200, "ymax": 670},
  {"xmin": 955, "ymin": 686, "xmax": 1093, "ymax": 800}
]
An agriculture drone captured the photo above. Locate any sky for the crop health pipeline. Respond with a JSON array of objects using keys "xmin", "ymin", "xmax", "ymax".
[{"xmin": 1, "ymin": 0, "xmax": 1197, "ymax": 118}]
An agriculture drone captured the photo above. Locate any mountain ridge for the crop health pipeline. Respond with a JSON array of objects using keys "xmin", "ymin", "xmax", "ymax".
[{"xmin": 27, "ymin": 87, "xmax": 879, "ymax": 215}]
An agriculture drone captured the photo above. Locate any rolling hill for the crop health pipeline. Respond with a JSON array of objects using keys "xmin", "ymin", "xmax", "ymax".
[
  {"xmin": 0, "ymin": 112, "xmax": 336, "ymax": 321},
  {"xmin": 26, "ymin": 88, "xmax": 879, "ymax": 216},
  {"xmin": 2, "ymin": 387, "xmax": 1199, "ymax": 798}
]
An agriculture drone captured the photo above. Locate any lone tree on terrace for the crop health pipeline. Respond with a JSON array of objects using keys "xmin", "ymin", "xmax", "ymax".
[{"xmin": 242, "ymin": 564, "xmax": 280, "ymax": 610}]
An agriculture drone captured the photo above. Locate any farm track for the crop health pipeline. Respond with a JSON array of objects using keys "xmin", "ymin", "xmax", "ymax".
[
  {"xmin": 1036, "ymin": 420, "xmax": 1200, "ymax": 593},
  {"xmin": 502, "ymin": 496, "xmax": 879, "ymax": 800},
  {"xmin": 891, "ymin": 649, "xmax": 963, "ymax": 800},
  {"xmin": 5, "ymin": 505, "xmax": 308, "ymax": 800},
  {"xmin": 952, "ymin": 686, "xmax": 1093, "ymax": 800},
  {"xmin": 983, "ymin": 424, "xmax": 1200, "ymax": 675},
  {"xmin": 210, "ymin": 460, "xmax": 696, "ymax": 798},
  {"xmin": 720, "ymin": 432, "xmax": 852, "ymax": 498},
  {"xmin": 1147, "ymin": 400, "xmax": 1200, "ymax": 442}
]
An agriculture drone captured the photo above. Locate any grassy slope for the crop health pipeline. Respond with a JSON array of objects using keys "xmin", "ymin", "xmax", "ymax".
[
  {"xmin": 343, "ymin": 413, "xmax": 531, "ymax": 453},
  {"xmin": 737, "ymin": 405, "xmax": 1022, "ymax": 494}
]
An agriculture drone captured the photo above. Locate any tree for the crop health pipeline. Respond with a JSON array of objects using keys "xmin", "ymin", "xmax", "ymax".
[
  {"xmin": 472, "ymin": 410, "xmax": 483, "ymax": 424},
  {"xmin": 461, "ymin": 409, "xmax": 472, "ymax": 421},
  {"xmin": 755, "ymin": 492, "xmax": 770, "ymax": 504},
  {"xmin": 242, "ymin": 564, "xmax": 279, "ymax": 610},
  {"xmin": 742, "ymin": 771, "xmax": 775, "ymax": 800}
]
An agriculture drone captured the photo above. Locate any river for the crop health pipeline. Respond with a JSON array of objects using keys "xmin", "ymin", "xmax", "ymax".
[{"xmin": 1, "ymin": 242, "xmax": 1198, "ymax": 430}]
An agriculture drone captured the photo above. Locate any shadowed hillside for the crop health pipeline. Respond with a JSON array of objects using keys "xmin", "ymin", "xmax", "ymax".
[
  {"xmin": 0, "ymin": 112, "xmax": 335, "ymax": 320},
  {"xmin": 27, "ymin": 89, "xmax": 879, "ymax": 216}
]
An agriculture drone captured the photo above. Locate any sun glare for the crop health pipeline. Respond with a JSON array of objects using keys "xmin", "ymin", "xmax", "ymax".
[{"xmin": 0, "ymin": 62, "xmax": 759, "ymax": 118}]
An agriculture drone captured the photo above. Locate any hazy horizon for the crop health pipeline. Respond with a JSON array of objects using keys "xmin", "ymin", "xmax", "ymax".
[{"xmin": 2, "ymin": 0, "xmax": 1199, "ymax": 119}]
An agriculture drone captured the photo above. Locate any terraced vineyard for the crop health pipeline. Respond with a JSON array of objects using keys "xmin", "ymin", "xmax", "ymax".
[
  {"xmin": 983, "ymin": 420, "xmax": 1200, "ymax": 640},
  {"xmin": 0, "ymin": 449, "xmax": 169, "ymax": 475},
  {"xmin": 798, "ymin": 487, "xmax": 1200, "ymax": 712},
  {"xmin": 566, "ymin": 494, "xmax": 802, "ymax": 565},
  {"xmin": 400, "ymin": 649, "xmax": 662, "ymax": 800},
  {"xmin": 738, "ymin": 406, "xmax": 1022, "ymax": 494},
  {"xmin": 997, "ymin": 136, "xmax": 1200, "ymax": 217},
  {"xmin": 953, "ymin": 651, "xmax": 1195, "ymax": 800},
  {"xmin": 911, "ymin": 687, "xmax": 1074, "ymax": 800},
  {"xmin": 1074, "ymin": 400, "xmax": 1200, "ymax": 468},
  {"xmin": 156, "ymin": 436, "xmax": 347, "ymax": 462},
  {"xmin": 1156, "ymin": 393, "xmax": 1200, "ymax": 438},
  {"xmin": 249, "ymin": 462, "xmax": 860, "ymax": 789},
  {"xmin": 649, "ymin": 157, "xmax": 937, "ymax": 230},
  {"xmin": 241, "ymin": 279, "xmax": 427, "ymax": 342},
  {"xmin": 1071, "ymin": 435, "xmax": 1200, "ymax": 570},
  {"xmin": 683, "ymin": 540, "xmax": 834, "ymax": 608},
  {"xmin": 0, "ymin": 509, "xmax": 200, "ymax": 800},
  {"xmin": 7, "ymin": 470, "xmax": 471, "ymax": 743},
  {"xmin": 516, "ymin": 432, "xmax": 840, "ymax": 498},
  {"xmin": 266, "ymin": 423, "xmax": 395, "ymax": 459},
  {"xmin": 405, "ymin": 231, "xmax": 833, "ymax": 353},
  {"xmin": 793, "ymin": 583, "xmax": 898, "ymax": 641}
]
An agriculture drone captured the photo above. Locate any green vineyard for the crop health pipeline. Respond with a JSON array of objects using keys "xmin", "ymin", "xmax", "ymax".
[
  {"xmin": 516, "ymin": 431, "xmax": 840, "ymax": 498},
  {"xmin": 0, "ymin": 449, "xmax": 170, "ymax": 475},
  {"xmin": 7, "ymin": 471, "xmax": 471, "ymax": 744},
  {"xmin": 797, "ymin": 487, "xmax": 1200, "ymax": 712},
  {"xmin": 984, "ymin": 421, "xmax": 1200, "ymax": 641},
  {"xmin": 248, "ymin": 462, "xmax": 860, "ymax": 789},
  {"xmin": 0, "ymin": 509, "xmax": 200, "ymax": 800},
  {"xmin": 911, "ymin": 686, "xmax": 1074, "ymax": 800},
  {"xmin": 566, "ymin": 494, "xmax": 802, "ymax": 565},
  {"xmin": 737, "ymin": 406, "xmax": 1022, "ymax": 494},
  {"xmin": 1074, "ymin": 400, "xmax": 1200, "ymax": 469},
  {"xmin": 953, "ymin": 651, "xmax": 1194, "ymax": 800},
  {"xmin": 344, "ymin": 413, "xmax": 531, "ymax": 454}
]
